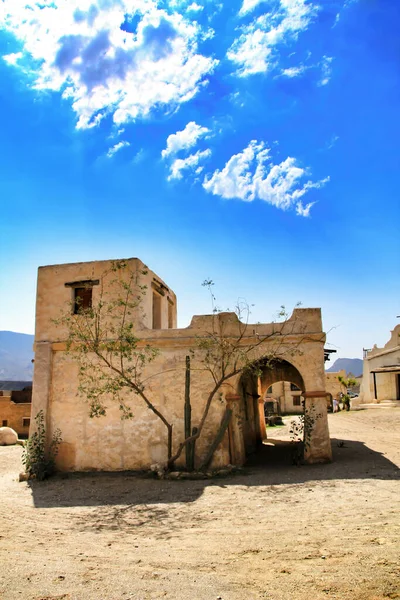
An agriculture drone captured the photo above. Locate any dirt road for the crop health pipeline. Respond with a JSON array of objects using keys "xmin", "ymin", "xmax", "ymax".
[{"xmin": 0, "ymin": 409, "xmax": 399, "ymax": 600}]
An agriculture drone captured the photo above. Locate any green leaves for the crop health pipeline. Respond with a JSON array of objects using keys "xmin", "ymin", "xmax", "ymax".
[{"xmin": 22, "ymin": 411, "xmax": 62, "ymax": 480}]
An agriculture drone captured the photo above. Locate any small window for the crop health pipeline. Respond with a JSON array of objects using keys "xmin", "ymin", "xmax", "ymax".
[
  {"xmin": 152, "ymin": 292, "xmax": 162, "ymax": 329},
  {"xmin": 267, "ymin": 386, "xmax": 272, "ymax": 393},
  {"xmin": 2, "ymin": 420, "xmax": 7, "ymax": 427},
  {"xmin": 74, "ymin": 287, "xmax": 93, "ymax": 314},
  {"xmin": 22, "ymin": 418, "xmax": 31, "ymax": 428},
  {"xmin": 290, "ymin": 383, "xmax": 301, "ymax": 392},
  {"xmin": 293, "ymin": 396, "xmax": 301, "ymax": 406}
]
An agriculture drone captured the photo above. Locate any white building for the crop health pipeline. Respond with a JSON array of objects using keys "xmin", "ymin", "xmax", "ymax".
[{"xmin": 359, "ymin": 324, "xmax": 400, "ymax": 404}]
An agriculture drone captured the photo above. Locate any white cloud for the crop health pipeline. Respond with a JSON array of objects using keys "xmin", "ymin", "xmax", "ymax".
[
  {"xmin": 162, "ymin": 121, "xmax": 210, "ymax": 158},
  {"xmin": 281, "ymin": 64, "xmax": 307, "ymax": 78},
  {"xmin": 318, "ymin": 55, "xmax": 333, "ymax": 86},
  {"xmin": 168, "ymin": 148, "xmax": 211, "ymax": 180},
  {"xmin": 239, "ymin": 0, "xmax": 267, "ymax": 15},
  {"xmin": 107, "ymin": 140, "xmax": 130, "ymax": 158},
  {"xmin": 229, "ymin": 0, "xmax": 318, "ymax": 76},
  {"xmin": 3, "ymin": 52, "xmax": 23, "ymax": 65},
  {"xmin": 296, "ymin": 200, "xmax": 315, "ymax": 217},
  {"xmin": 187, "ymin": 3, "xmax": 203, "ymax": 12},
  {"xmin": 0, "ymin": 1, "xmax": 217, "ymax": 129},
  {"xmin": 203, "ymin": 140, "xmax": 329, "ymax": 215}
]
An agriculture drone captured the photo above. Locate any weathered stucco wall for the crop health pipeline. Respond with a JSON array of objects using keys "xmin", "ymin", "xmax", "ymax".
[
  {"xmin": 34, "ymin": 258, "xmax": 177, "ymax": 343},
  {"xmin": 49, "ymin": 347, "xmax": 229, "ymax": 471},
  {"xmin": 359, "ymin": 325, "xmax": 400, "ymax": 403},
  {"xmin": 31, "ymin": 258, "xmax": 332, "ymax": 471},
  {"xmin": 265, "ymin": 381, "xmax": 303, "ymax": 414},
  {"xmin": 0, "ymin": 398, "xmax": 31, "ymax": 436},
  {"xmin": 325, "ymin": 371, "xmax": 346, "ymax": 400}
]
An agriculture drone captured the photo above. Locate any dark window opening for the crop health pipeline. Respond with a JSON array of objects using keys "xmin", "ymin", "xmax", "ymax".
[
  {"xmin": 22, "ymin": 418, "xmax": 30, "ymax": 427},
  {"xmin": 152, "ymin": 292, "xmax": 162, "ymax": 329},
  {"xmin": 293, "ymin": 396, "xmax": 301, "ymax": 406},
  {"xmin": 266, "ymin": 386, "xmax": 272, "ymax": 393},
  {"xmin": 74, "ymin": 287, "xmax": 93, "ymax": 314},
  {"xmin": 290, "ymin": 383, "xmax": 301, "ymax": 391},
  {"xmin": 2, "ymin": 420, "xmax": 7, "ymax": 427}
]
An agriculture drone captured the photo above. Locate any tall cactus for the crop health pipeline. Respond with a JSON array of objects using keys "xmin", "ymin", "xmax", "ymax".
[{"xmin": 184, "ymin": 355, "xmax": 193, "ymax": 470}]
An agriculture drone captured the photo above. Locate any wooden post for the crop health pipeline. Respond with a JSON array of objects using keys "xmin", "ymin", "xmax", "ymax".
[{"xmin": 199, "ymin": 408, "xmax": 233, "ymax": 471}]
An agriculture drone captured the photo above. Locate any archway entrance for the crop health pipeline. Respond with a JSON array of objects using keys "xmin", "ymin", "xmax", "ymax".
[{"xmin": 236, "ymin": 359, "xmax": 306, "ymax": 466}]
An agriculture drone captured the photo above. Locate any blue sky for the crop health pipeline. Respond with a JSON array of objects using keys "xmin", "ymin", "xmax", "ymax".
[{"xmin": 0, "ymin": 0, "xmax": 399, "ymax": 360}]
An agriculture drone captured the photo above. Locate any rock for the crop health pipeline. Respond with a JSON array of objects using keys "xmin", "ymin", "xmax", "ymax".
[
  {"xmin": 215, "ymin": 468, "xmax": 231, "ymax": 477},
  {"xmin": 167, "ymin": 472, "xmax": 182, "ymax": 480},
  {"xmin": 150, "ymin": 462, "xmax": 167, "ymax": 478},
  {"xmin": 18, "ymin": 472, "xmax": 29, "ymax": 482},
  {"xmin": 0, "ymin": 427, "xmax": 18, "ymax": 446}
]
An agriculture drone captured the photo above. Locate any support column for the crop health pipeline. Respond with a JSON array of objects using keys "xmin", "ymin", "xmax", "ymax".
[
  {"xmin": 303, "ymin": 391, "xmax": 332, "ymax": 464},
  {"xmin": 30, "ymin": 342, "xmax": 53, "ymax": 439},
  {"xmin": 258, "ymin": 397, "xmax": 267, "ymax": 441}
]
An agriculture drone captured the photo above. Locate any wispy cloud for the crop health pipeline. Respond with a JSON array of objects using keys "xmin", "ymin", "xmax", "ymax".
[
  {"xmin": 280, "ymin": 54, "xmax": 334, "ymax": 85},
  {"xmin": 168, "ymin": 149, "xmax": 212, "ymax": 180},
  {"xmin": 334, "ymin": 0, "xmax": 359, "ymax": 27},
  {"xmin": 325, "ymin": 135, "xmax": 339, "ymax": 150},
  {"xmin": 281, "ymin": 64, "xmax": 308, "ymax": 78},
  {"xmin": 162, "ymin": 121, "xmax": 210, "ymax": 158},
  {"xmin": 1, "ymin": 1, "xmax": 217, "ymax": 129},
  {"xmin": 229, "ymin": 0, "xmax": 318, "ymax": 76},
  {"xmin": 107, "ymin": 140, "xmax": 130, "ymax": 158},
  {"xmin": 203, "ymin": 140, "xmax": 329, "ymax": 216},
  {"xmin": 318, "ymin": 55, "xmax": 333, "ymax": 86}
]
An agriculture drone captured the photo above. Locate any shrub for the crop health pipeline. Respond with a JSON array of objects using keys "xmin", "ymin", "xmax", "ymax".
[{"xmin": 22, "ymin": 410, "xmax": 62, "ymax": 480}]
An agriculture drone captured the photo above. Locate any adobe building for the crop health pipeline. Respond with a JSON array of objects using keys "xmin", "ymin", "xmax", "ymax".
[
  {"xmin": 359, "ymin": 325, "xmax": 400, "ymax": 404},
  {"xmin": 0, "ymin": 381, "xmax": 32, "ymax": 438},
  {"xmin": 325, "ymin": 370, "xmax": 347, "ymax": 405},
  {"xmin": 31, "ymin": 258, "xmax": 332, "ymax": 471},
  {"xmin": 264, "ymin": 370, "xmax": 345, "ymax": 414}
]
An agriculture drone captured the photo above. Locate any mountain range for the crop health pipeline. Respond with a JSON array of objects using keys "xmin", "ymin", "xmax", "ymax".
[
  {"xmin": 0, "ymin": 331, "xmax": 34, "ymax": 381},
  {"xmin": 326, "ymin": 358, "xmax": 363, "ymax": 377}
]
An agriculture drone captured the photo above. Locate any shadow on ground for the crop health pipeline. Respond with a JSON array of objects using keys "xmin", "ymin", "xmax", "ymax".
[{"xmin": 28, "ymin": 438, "xmax": 399, "ymax": 510}]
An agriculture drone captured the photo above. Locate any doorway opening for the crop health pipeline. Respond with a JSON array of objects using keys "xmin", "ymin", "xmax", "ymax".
[{"xmin": 236, "ymin": 358, "xmax": 305, "ymax": 467}]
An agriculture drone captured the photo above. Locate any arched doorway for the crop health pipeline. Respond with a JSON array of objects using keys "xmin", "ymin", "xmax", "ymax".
[{"xmin": 234, "ymin": 358, "xmax": 307, "ymax": 465}]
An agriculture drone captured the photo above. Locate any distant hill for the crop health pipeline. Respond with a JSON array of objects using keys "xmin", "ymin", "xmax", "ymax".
[
  {"xmin": 326, "ymin": 358, "xmax": 363, "ymax": 377},
  {"xmin": 0, "ymin": 331, "xmax": 34, "ymax": 381}
]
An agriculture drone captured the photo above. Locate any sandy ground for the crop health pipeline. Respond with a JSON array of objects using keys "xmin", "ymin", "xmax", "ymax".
[{"xmin": 0, "ymin": 409, "xmax": 399, "ymax": 600}]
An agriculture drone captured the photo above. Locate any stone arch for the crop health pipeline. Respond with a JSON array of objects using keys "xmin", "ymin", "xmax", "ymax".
[
  {"xmin": 226, "ymin": 355, "xmax": 331, "ymax": 466},
  {"xmin": 227, "ymin": 358, "xmax": 306, "ymax": 465},
  {"xmin": 258, "ymin": 358, "xmax": 305, "ymax": 398}
]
